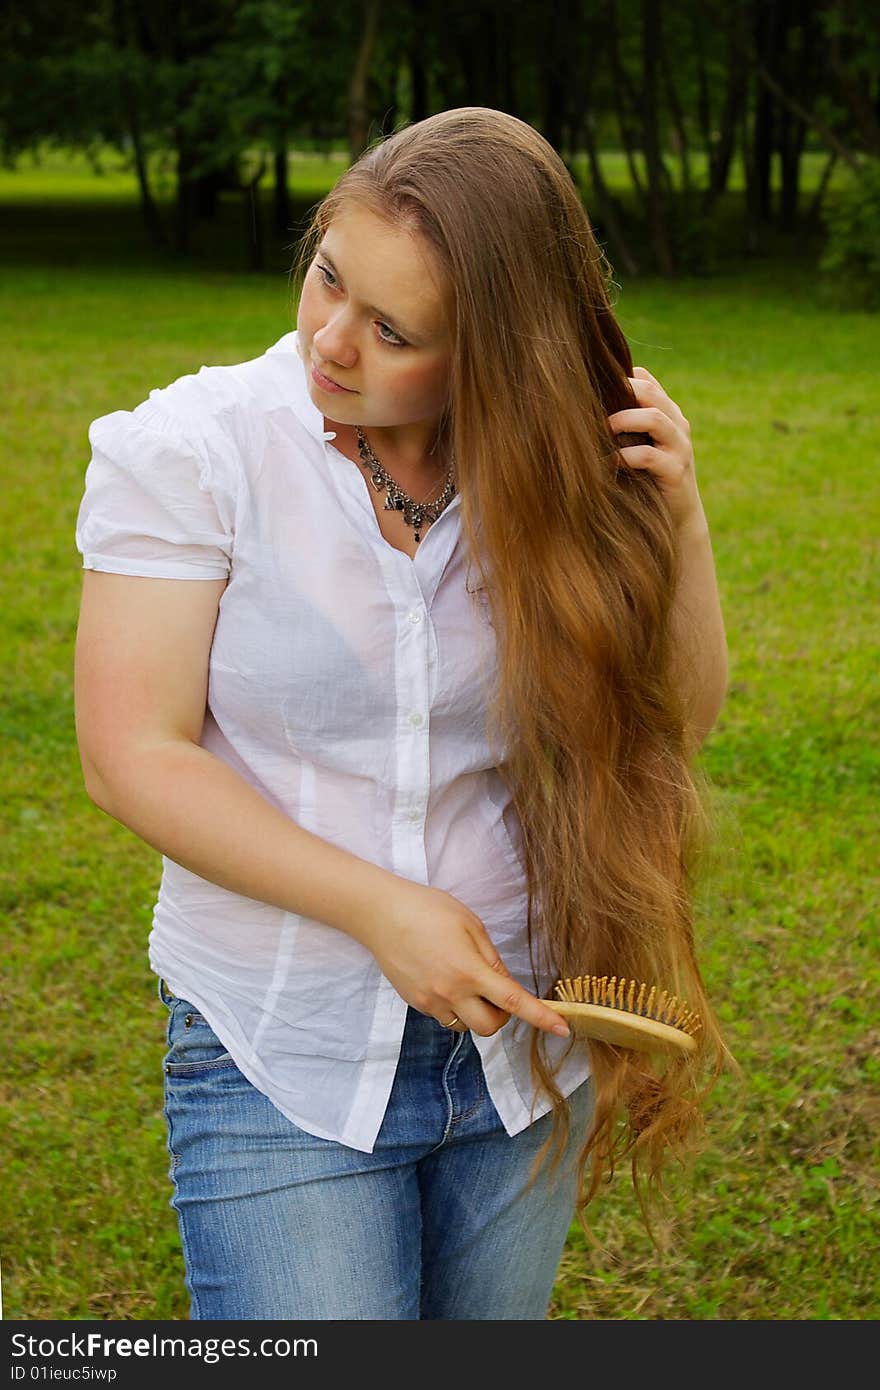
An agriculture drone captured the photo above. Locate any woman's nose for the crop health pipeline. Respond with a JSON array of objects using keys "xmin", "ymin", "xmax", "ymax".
[{"xmin": 313, "ymin": 320, "xmax": 357, "ymax": 368}]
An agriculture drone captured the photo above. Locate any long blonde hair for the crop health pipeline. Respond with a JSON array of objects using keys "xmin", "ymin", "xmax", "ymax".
[{"xmin": 290, "ymin": 107, "xmax": 729, "ymax": 1231}]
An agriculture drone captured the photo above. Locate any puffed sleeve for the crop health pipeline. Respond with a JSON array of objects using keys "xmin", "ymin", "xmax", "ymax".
[{"xmin": 75, "ymin": 396, "xmax": 236, "ymax": 579}]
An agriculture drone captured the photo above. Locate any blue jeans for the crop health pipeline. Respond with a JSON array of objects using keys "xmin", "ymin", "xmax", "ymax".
[{"xmin": 159, "ymin": 977, "xmax": 593, "ymax": 1320}]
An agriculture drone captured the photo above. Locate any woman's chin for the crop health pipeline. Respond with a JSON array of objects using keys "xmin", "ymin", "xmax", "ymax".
[{"xmin": 310, "ymin": 390, "xmax": 350, "ymax": 424}]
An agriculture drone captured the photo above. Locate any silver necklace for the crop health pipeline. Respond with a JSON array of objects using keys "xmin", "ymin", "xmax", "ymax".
[{"xmin": 355, "ymin": 426, "xmax": 456, "ymax": 545}]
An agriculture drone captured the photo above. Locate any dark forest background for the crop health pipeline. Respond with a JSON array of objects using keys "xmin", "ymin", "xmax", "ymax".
[{"xmin": 2, "ymin": 0, "xmax": 878, "ymax": 297}]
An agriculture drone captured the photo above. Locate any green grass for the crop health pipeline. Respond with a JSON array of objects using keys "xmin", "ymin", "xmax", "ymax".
[
  {"xmin": 2, "ymin": 142, "xmax": 853, "ymax": 198},
  {"xmin": 1, "ymin": 154, "xmax": 878, "ymax": 1320}
]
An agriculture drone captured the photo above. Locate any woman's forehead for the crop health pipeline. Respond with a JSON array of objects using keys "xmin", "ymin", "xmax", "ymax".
[{"xmin": 319, "ymin": 206, "xmax": 450, "ymax": 340}]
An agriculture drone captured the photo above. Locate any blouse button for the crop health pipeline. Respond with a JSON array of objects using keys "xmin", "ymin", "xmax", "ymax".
[
  {"xmin": 409, "ymin": 711, "xmax": 424, "ymax": 727},
  {"xmin": 407, "ymin": 609, "xmax": 423, "ymax": 624}
]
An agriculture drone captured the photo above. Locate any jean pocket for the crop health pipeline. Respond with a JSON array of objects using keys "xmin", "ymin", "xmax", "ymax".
[{"xmin": 163, "ymin": 999, "xmax": 237, "ymax": 1077}]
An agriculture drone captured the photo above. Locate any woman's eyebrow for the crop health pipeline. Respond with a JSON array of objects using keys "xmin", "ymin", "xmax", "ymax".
[{"xmin": 316, "ymin": 245, "xmax": 423, "ymax": 341}]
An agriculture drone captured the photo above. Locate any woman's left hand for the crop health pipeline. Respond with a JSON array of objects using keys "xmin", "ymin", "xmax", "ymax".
[{"xmin": 607, "ymin": 366, "xmax": 705, "ymax": 534}]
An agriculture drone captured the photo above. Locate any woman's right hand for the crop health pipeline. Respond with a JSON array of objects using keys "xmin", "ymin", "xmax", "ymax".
[{"xmin": 357, "ymin": 879, "xmax": 570, "ymax": 1038}]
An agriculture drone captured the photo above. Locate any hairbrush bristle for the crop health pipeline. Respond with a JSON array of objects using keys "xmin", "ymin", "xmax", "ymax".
[{"xmin": 553, "ymin": 975, "xmax": 702, "ymax": 1036}]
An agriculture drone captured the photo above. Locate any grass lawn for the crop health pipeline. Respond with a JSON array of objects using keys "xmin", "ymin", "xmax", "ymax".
[{"xmin": 1, "ymin": 152, "xmax": 878, "ymax": 1320}]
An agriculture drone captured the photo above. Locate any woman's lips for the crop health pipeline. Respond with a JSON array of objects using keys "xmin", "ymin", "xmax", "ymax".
[{"xmin": 311, "ymin": 362, "xmax": 356, "ymax": 394}]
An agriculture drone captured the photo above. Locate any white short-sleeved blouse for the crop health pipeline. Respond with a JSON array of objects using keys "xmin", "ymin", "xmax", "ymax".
[{"xmin": 75, "ymin": 329, "xmax": 591, "ymax": 1151}]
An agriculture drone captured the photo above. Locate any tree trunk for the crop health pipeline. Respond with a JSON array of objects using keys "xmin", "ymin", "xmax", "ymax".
[
  {"xmin": 700, "ymin": 2, "xmax": 750, "ymax": 214},
  {"xmin": 606, "ymin": 0, "xmax": 646, "ymax": 201},
  {"xmin": 111, "ymin": 0, "xmax": 168, "ymax": 251},
  {"xmin": 741, "ymin": 97, "xmax": 762, "ymax": 256},
  {"xmin": 659, "ymin": 22, "xmax": 691, "ymax": 191},
  {"xmin": 805, "ymin": 149, "xmax": 838, "ymax": 225},
  {"xmin": 498, "ymin": 3, "xmax": 518, "ymax": 117},
  {"xmin": 273, "ymin": 142, "xmax": 291, "ymax": 237},
  {"xmin": 580, "ymin": 111, "xmax": 641, "ymax": 278},
  {"xmin": 541, "ymin": 0, "xmax": 576, "ymax": 154},
  {"xmin": 174, "ymin": 135, "xmax": 198, "ymax": 255},
  {"xmin": 408, "ymin": 0, "xmax": 428, "ymax": 123},
  {"xmin": 692, "ymin": 6, "xmax": 712, "ymax": 154},
  {"xmin": 775, "ymin": 0, "xmax": 821, "ymax": 235},
  {"xmin": 778, "ymin": 103, "xmax": 806, "ymax": 234},
  {"xmin": 480, "ymin": 2, "xmax": 501, "ymax": 112},
  {"xmin": 126, "ymin": 90, "xmax": 168, "ymax": 251},
  {"xmin": 349, "ymin": 0, "xmax": 383, "ymax": 160},
  {"xmin": 753, "ymin": 0, "xmax": 783, "ymax": 226},
  {"xmin": 706, "ymin": 13, "xmax": 748, "ymax": 210},
  {"xmin": 640, "ymin": 0, "xmax": 674, "ymax": 273},
  {"xmin": 244, "ymin": 155, "xmax": 268, "ymax": 273},
  {"xmin": 195, "ymin": 162, "xmax": 237, "ymax": 220},
  {"xmin": 409, "ymin": 46, "xmax": 428, "ymax": 123}
]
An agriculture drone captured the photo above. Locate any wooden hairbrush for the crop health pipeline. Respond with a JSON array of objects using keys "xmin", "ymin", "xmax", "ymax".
[{"xmin": 544, "ymin": 975, "xmax": 702, "ymax": 1055}]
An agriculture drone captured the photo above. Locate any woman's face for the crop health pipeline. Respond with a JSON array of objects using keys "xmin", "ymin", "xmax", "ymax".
[{"xmin": 296, "ymin": 203, "xmax": 453, "ymax": 437}]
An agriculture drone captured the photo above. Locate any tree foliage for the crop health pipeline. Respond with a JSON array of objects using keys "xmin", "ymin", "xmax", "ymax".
[{"xmin": 1, "ymin": 0, "xmax": 877, "ymax": 286}]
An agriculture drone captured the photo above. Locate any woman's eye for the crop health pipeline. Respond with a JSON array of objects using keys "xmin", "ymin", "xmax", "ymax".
[
  {"xmin": 377, "ymin": 322, "xmax": 405, "ymax": 348},
  {"xmin": 316, "ymin": 262, "xmax": 405, "ymax": 348}
]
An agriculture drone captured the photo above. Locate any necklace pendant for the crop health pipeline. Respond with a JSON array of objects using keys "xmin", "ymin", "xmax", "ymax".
[{"xmin": 354, "ymin": 424, "xmax": 455, "ymax": 543}]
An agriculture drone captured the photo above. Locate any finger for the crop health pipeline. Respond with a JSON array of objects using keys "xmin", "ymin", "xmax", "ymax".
[
  {"xmin": 615, "ymin": 443, "xmax": 668, "ymax": 472},
  {"xmin": 438, "ymin": 996, "xmax": 505, "ymax": 1034},
  {"xmin": 632, "ymin": 366, "xmax": 668, "ymax": 396},
  {"xmin": 607, "ymin": 405, "xmax": 678, "ymax": 444},
  {"xmin": 441, "ymin": 963, "xmax": 512, "ymax": 1036},
  {"xmin": 479, "ymin": 973, "xmax": 570, "ymax": 1037},
  {"xmin": 438, "ymin": 1011, "xmax": 468, "ymax": 1032},
  {"xmin": 629, "ymin": 369, "xmax": 689, "ymax": 432}
]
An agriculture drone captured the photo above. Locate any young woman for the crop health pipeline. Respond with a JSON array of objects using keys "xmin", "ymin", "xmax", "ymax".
[{"xmin": 74, "ymin": 107, "xmax": 729, "ymax": 1320}]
